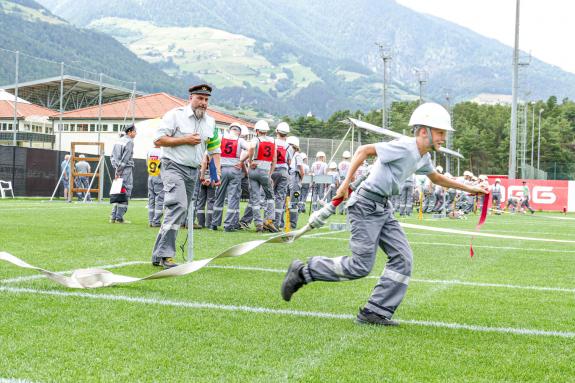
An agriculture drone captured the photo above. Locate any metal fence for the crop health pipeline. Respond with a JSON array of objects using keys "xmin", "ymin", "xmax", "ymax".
[
  {"xmin": 0, "ymin": 47, "xmax": 138, "ymax": 151},
  {"xmin": 0, "ymin": 146, "xmax": 148, "ymax": 198}
]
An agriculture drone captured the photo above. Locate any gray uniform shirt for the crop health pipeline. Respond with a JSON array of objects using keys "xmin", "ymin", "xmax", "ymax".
[
  {"xmin": 220, "ymin": 132, "xmax": 249, "ymax": 167},
  {"xmin": 154, "ymin": 104, "xmax": 220, "ymax": 168},
  {"xmin": 111, "ymin": 135, "xmax": 134, "ymax": 173},
  {"xmin": 274, "ymin": 138, "xmax": 292, "ymax": 170},
  {"xmin": 290, "ymin": 152, "xmax": 304, "ymax": 176},
  {"xmin": 362, "ymin": 136, "xmax": 435, "ymax": 196}
]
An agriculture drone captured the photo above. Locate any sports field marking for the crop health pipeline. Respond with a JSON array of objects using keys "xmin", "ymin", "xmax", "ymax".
[
  {"xmin": 1, "ymin": 285, "xmax": 572, "ymax": 338},
  {"xmin": 0, "ymin": 379, "xmax": 37, "ymax": 383},
  {"xmin": 205, "ymin": 265, "xmax": 575, "ymax": 293},
  {"xmin": 0, "ymin": 261, "xmax": 147, "ymax": 284},
  {"xmin": 301, "ymin": 235, "xmax": 575, "ymax": 253}
]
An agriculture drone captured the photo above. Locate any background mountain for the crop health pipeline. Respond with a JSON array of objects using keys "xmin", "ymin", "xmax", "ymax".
[{"xmin": 7, "ymin": 0, "xmax": 575, "ymax": 119}]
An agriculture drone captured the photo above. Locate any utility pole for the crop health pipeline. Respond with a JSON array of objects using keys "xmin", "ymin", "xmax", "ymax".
[
  {"xmin": 509, "ymin": 0, "xmax": 520, "ymax": 179},
  {"xmin": 12, "ymin": 51, "xmax": 19, "ymax": 146},
  {"xmin": 416, "ymin": 69, "xmax": 427, "ymax": 104},
  {"xmin": 375, "ymin": 43, "xmax": 391, "ymax": 129},
  {"xmin": 444, "ymin": 89, "xmax": 453, "ymax": 174}
]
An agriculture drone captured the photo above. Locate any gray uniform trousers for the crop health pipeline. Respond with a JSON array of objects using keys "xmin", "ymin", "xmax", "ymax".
[
  {"xmin": 432, "ymin": 189, "xmax": 445, "ymax": 212},
  {"xmin": 423, "ymin": 191, "xmax": 436, "ymax": 213},
  {"xmin": 399, "ymin": 183, "xmax": 414, "ymax": 216},
  {"xmin": 492, "ymin": 192, "xmax": 502, "ymax": 210},
  {"xmin": 272, "ymin": 168, "xmax": 289, "ymax": 228},
  {"xmin": 288, "ymin": 173, "xmax": 302, "ymax": 229},
  {"xmin": 302, "ymin": 193, "xmax": 413, "ymax": 319},
  {"xmin": 240, "ymin": 186, "xmax": 263, "ymax": 225},
  {"xmin": 196, "ymin": 183, "xmax": 216, "ymax": 227},
  {"xmin": 299, "ymin": 183, "xmax": 310, "ymax": 213},
  {"xmin": 111, "ymin": 167, "xmax": 133, "ymax": 221},
  {"xmin": 311, "ymin": 183, "xmax": 325, "ymax": 212},
  {"xmin": 212, "ymin": 166, "xmax": 243, "ymax": 229},
  {"xmin": 248, "ymin": 168, "xmax": 275, "ymax": 226},
  {"xmin": 152, "ymin": 159, "xmax": 198, "ymax": 262},
  {"xmin": 148, "ymin": 175, "xmax": 164, "ymax": 226}
]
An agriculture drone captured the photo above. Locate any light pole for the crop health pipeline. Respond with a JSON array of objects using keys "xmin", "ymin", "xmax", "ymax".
[
  {"xmin": 530, "ymin": 102, "xmax": 535, "ymax": 169},
  {"xmin": 537, "ymin": 108, "xmax": 544, "ymax": 172}
]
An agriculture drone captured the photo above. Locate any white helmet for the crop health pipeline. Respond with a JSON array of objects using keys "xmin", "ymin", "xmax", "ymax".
[
  {"xmin": 254, "ymin": 120, "xmax": 270, "ymax": 132},
  {"xmin": 329, "ymin": 161, "xmax": 337, "ymax": 169},
  {"xmin": 228, "ymin": 122, "xmax": 242, "ymax": 132},
  {"xmin": 436, "ymin": 165, "xmax": 443, "ymax": 174},
  {"xmin": 79, "ymin": 154, "xmax": 85, "ymax": 158},
  {"xmin": 286, "ymin": 136, "xmax": 300, "ymax": 148},
  {"xmin": 342, "ymin": 150, "xmax": 351, "ymax": 159},
  {"xmin": 240, "ymin": 125, "xmax": 249, "ymax": 137},
  {"xmin": 409, "ymin": 102, "xmax": 454, "ymax": 131},
  {"xmin": 495, "ymin": 178, "xmax": 501, "ymax": 183},
  {"xmin": 301, "ymin": 153, "xmax": 308, "ymax": 160},
  {"xmin": 463, "ymin": 170, "xmax": 473, "ymax": 177},
  {"xmin": 276, "ymin": 122, "xmax": 290, "ymax": 134},
  {"xmin": 316, "ymin": 151, "xmax": 326, "ymax": 158},
  {"xmin": 444, "ymin": 172, "xmax": 452, "ymax": 178},
  {"xmin": 479, "ymin": 175, "xmax": 488, "ymax": 180}
]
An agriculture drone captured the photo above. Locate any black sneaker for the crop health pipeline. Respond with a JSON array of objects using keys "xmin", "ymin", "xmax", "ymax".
[
  {"xmin": 224, "ymin": 227, "xmax": 237, "ymax": 232},
  {"xmin": 209, "ymin": 225, "xmax": 218, "ymax": 231},
  {"xmin": 152, "ymin": 259, "xmax": 161, "ymax": 267},
  {"xmin": 356, "ymin": 307, "xmax": 399, "ymax": 326},
  {"xmin": 281, "ymin": 260, "xmax": 306, "ymax": 301},
  {"xmin": 239, "ymin": 221, "xmax": 250, "ymax": 230},
  {"xmin": 160, "ymin": 257, "xmax": 179, "ymax": 269}
]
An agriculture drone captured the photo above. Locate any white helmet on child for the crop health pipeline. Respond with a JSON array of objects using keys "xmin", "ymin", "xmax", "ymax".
[
  {"xmin": 316, "ymin": 151, "xmax": 326, "ymax": 158},
  {"xmin": 301, "ymin": 153, "xmax": 308, "ymax": 160},
  {"xmin": 240, "ymin": 125, "xmax": 249, "ymax": 137},
  {"xmin": 286, "ymin": 136, "xmax": 300, "ymax": 148},
  {"xmin": 329, "ymin": 161, "xmax": 337, "ymax": 169},
  {"xmin": 276, "ymin": 122, "xmax": 290, "ymax": 134},
  {"xmin": 342, "ymin": 150, "xmax": 351, "ymax": 159},
  {"xmin": 436, "ymin": 165, "xmax": 443, "ymax": 174},
  {"xmin": 409, "ymin": 102, "xmax": 454, "ymax": 131},
  {"xmin": 254, "ymin": 120, "xmax": 270, "ymax": 132},
  {"xmin": 228, "ymin": 122, "xmax": 242, "ymax": 132}
]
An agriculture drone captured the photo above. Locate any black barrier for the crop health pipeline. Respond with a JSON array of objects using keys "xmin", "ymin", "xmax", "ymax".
[{"xmin": 0, "ymin": 145, "xmax": 149, "ymax": 198}]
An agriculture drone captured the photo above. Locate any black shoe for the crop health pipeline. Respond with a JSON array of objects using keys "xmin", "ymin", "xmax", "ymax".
[
  {"xmin": 281, "ymin": 260, "xmax": 306, "ymax": 302},
  {"xmin": 160, "ymin": 257, "xmax": 179, "ymax": 269},
  {"xmin": 209, "ymin": 225, "xmax": 218, "ymax": 231},
  {"xmin": 152, "ymin": 259, "xmax": 161, "ymax": 267},
  {"xmin": 224, "ymin": 227, "xmax": 237, "ymax": 232},
  {"xmin": 239, "ymin": 221, "xmax": 250, "ymax": 230},
  {"xmin": 356, "ymin": 307, "xmax": 399, "ymax": 326}
]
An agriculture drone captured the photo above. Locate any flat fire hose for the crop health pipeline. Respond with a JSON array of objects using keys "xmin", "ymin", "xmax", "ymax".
[{"xmin": 0, "ymin": 178, "xmax": 364, "ymax": 289}]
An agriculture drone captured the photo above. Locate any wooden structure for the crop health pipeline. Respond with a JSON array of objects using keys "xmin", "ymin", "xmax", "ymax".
[{"xmin": 69, "ymin": 142, "xmax": 105, "ymax": 202}]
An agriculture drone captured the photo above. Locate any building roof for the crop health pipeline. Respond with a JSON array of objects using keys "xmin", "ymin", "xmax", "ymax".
[
  {"xmin": 1, "ymin": 75, "xmax": 144, "ymax": 111},
  {"xmin": 50, "ymin": 92, "xmax": 254, "ymax": 128},
  {"xmin": 0, "ymin": 100, "xmax": 56, "ymax": 119}
]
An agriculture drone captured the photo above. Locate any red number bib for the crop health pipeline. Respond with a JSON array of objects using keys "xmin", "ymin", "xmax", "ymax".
[
  {"xmin": 221, "ymin": 137, "xmax": 239, "ymax": 158},
  {"xmin": 276, "ymin": 145, "xmax": 287, "ymax": 165},
  {"xmin": 256, "ymin": 141, "xmax": 275, "ymax": 162}
]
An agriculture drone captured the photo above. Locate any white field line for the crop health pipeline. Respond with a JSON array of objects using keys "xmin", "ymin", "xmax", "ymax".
[
  {"xmin": 0, "ymin": 261, "xmax": 147, "ymax": 284},
  {"xmin": 0, "ymin": 379, "xmax": 37, "ymax": 383},
  {"xmin": 301, "ymin": 236, "xmax": 575, "ymax": 254},
  {"xmin": 0, "ymin": 285, "xmax": 573, "ymax": 338},
  {"xmin": 206, "ymin": 265, "xmax": 575, "ymax": 293}
]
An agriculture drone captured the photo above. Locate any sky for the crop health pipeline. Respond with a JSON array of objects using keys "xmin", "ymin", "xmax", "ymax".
[{"xmin": 397, "ymin": 0, "xmax": 575, "ymax": 74}]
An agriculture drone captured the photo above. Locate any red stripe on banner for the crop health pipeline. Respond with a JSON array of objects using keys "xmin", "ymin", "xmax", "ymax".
[{"xmin": 470, "ymin": 193, "xmax": 490, "ymax": 258}]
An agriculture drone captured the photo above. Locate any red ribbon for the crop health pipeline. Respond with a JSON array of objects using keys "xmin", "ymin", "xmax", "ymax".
[{"xmin": 470, "ymin": 193, "xmax": 490, "ymax": 257}]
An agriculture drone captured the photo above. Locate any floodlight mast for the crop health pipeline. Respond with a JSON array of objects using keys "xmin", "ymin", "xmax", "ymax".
[
  {"xmin": 509, "ymin": 0, "xmax": 520, "ymax": 179},
  {"xmin": 376, "ymin": 43, "xmax": 392, "ymax": 130}
]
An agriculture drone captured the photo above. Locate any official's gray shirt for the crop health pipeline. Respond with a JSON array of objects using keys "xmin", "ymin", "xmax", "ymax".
[
  {"xmin": 154, "ymin": 105, "xmax": 220, "ymax": 168},
  {"xmin": 362, "ymin": 136, "xmax": 435, "ymax": 196},
  {"xmin": 111, "ymin": 135, "xmax": 135, "ymax": 172}
]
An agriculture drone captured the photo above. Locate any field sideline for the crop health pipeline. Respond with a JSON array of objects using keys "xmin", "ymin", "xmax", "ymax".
[{"xmin": 1, "ymin": 199, "xmax": 574, "ymax": 382}]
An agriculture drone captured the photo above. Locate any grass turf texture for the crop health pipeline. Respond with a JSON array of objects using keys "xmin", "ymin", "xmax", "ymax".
[{"xmin": 1, "ymin": 199, "xmax": 574, "ymax": 382}]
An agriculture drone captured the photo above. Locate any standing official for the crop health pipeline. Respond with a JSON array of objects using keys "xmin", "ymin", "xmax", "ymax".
[
  {"xmin": 147, "ymin": 144, "xmax": 164, "ymax": 227},
  {"xmin": 281, "ymin": 102, "xmax": 487, "ymax": 326},
  {"xmin": 110, "ymin": 125, "xmax": 136, "ymax": 223},
  {"xmin": 75, "ymin": 154, "xmax": 92, "ymax": 201},
  {"xmin": 287, "ymin": 136, "xmax": 304, "ymax": 229},
  {"xmin": 61, "ymin": 154, "xmax": 70, "ymax": 201},
  {"xmin": 151, "ymin": 84, "xmax": 221, "ymax": 268}
]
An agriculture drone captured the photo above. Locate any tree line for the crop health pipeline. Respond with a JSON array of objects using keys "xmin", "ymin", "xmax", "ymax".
[{"xmin": 282, "ymin": 97, "xmax": 575, "ymax": 180}]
